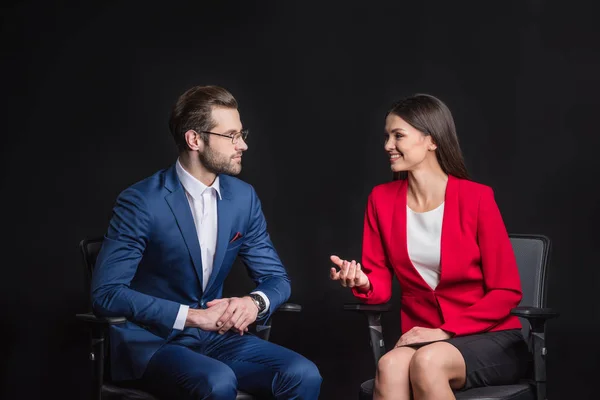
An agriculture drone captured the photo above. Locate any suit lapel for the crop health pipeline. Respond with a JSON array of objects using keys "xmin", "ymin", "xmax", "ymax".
[
  {"xmin": 204, "ymin": 176, "xmax": 234, "ymax": 293},
  {"xmin": 164, "ymin": 165, "xmax": 204, "ymax": 288}
]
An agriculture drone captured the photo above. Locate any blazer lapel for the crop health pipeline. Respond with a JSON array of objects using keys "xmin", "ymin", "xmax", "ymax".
[
  {"xmin": 164, "ymin": 165, "xmax": 204, "ymax": 289},
  {"xmin": 438, "ymin": 175, "xmax": 461, "ymax": 289},
  {"xmin": 204, "ymin": 176, "xmax": 234, "ymax": 293},
  {"xmin": 391, "ymin": 180, "xmax": 431, "ymax": 290},
  {"xmin": 391, "ymin": 176, "xmax": 461, "ymax": 291}
]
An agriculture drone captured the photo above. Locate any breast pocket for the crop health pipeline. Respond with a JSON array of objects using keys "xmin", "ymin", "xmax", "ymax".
[{"xmin": 226, "ymin": 240, "xmax": 243, "ymax": 253}]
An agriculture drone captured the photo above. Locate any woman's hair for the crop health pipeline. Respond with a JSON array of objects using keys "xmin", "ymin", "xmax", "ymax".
[{"xmin": 387, "ymin": 94, "xmax": 469, "ymax": 180}]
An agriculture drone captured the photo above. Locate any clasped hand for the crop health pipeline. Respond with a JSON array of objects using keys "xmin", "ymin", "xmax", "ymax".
[{"xmin": 188, "ymin": 296, "xmax": 259, "ymax": 335}]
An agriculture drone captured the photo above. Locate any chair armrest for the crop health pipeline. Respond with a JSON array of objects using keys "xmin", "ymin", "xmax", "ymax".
[
  {"xmin": 276, "ymin": 303, "xmax": 302, "ymax": 312},
  {"xmin": 343, "ymin": 303, "xmax": 393, "ymax": 312},
  {"xmin": 76, "ymin": 312, "xmax": 127, "ymax": 325},
  {"xmin": 511, "ymin": 306, "xmax": 558, "ymax": 395},
  {"xmin": 255, "ymin": 303, "xmax": 301, "ymax": 341},
  {"xmin": 344, "ymin": 303, "xmax": 391, "ymax": 365},
  {"xmin": 510, "ymin": 306, "xmax": 559, "ymax": 320}
]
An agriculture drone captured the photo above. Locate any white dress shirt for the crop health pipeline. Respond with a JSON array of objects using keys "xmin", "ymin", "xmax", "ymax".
[
  {"xmin": 172, "ymin": 159, "xmax": 269, "ymax": 330},
  {"xmin": 407, "ymin": 203, "xmax": 444, "ymax": 290}
]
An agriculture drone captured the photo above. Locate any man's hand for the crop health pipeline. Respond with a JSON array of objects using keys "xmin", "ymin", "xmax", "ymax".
[
  {"xmin": 185, "ymin": 300, "xmax": 230, "ymax": 331},
  {"xmin": 207, "ymin": 296, "xmax": 259, "ymax": 335},
  {"xmin": 395, "ymin": 327, "xmax": 452, "ymax": 347}
]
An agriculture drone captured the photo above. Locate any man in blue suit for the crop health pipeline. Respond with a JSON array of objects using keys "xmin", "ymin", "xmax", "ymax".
[{"xmin": 91, "ymin": 85, "xmax": 322, "ymax": 399}]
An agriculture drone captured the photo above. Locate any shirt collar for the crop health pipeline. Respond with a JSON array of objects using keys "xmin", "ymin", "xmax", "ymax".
[{"xmin": 175, "ymin": 158, "xmax": 222, "ymax": 201}]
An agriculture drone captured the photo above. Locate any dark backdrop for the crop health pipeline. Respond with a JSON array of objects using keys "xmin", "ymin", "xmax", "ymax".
[{"xmin": 2, "ymin": 1, "xmax": 599, "ymax": 399}]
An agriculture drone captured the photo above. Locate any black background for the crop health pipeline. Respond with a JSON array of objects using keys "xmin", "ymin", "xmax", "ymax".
[{"xmin": 2, "ymin": 1, "xmax": 599, "ymax": 399}]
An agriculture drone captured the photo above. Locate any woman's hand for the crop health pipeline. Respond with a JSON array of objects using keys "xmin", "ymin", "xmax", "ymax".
[
  {"xmin": 330, "ymin": 255, "xmax": 370, "ymax": 291},
  {"xmin": 395, "ymin": 327, "xmax": 452, "ymax": 347}
]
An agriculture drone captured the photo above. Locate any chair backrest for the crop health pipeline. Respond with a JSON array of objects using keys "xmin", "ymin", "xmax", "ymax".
[
  {"xmin": 79, "ymin": 237, "xmax": 104, "ymax": 277},
  {"xmin": 509, "ymin": 234, "xmax": 551, "ymax": 337}
]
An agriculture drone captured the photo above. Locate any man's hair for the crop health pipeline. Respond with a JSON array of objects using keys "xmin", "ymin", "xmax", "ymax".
[{"xmin": 169, "ymin": 85, "xmax": 238, "ymax": 152}]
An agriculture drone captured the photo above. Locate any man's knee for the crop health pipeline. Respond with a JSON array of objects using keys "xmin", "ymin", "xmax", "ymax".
[
  {"xmin": 277, "ymin": 356, "xmax": 322, "ymax": 391},
  {"xmin": 192, "ymin": 365, "xmax": 238, "ymax": 400}
]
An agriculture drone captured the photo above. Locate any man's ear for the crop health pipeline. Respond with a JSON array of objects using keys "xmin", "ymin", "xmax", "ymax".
[{"xmin": 184, "ymin": 130, "xmax": 204, "ymax": 151}]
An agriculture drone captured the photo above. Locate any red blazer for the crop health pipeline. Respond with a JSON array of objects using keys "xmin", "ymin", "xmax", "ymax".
[{"xmin": 352, "ymin": 175, "xmax": 522, "ymax": 337}]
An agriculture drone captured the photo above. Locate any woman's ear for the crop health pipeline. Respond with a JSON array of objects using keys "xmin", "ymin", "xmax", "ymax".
[{"xmin": 427, "ymin": 137, "xmax": 437, "ymax": 151}]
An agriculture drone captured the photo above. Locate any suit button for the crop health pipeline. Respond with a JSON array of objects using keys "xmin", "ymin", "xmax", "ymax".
[{"xmin": 200, "ymin": 300, "xmax": 206, "ymax": 308}]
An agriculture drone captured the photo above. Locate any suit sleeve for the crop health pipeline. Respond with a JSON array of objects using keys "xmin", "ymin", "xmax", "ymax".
[
  {"xmin": 91, "ymin": 187, "xmax": 180, "ymax": 338},
  {"xmin": 352, "ymin": 191, "xmax": 394, "ymax": 303},
  {"xmin": 440, "ymin": 187, "xmax": 523, "ymax": 336},
  {"xmin": 238, "ymin": 186, "xmax": 291, "ymax": 320}
]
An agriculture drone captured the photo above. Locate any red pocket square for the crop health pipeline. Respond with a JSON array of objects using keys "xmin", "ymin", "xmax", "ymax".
[{"xmin": 229, "ymin": 232, "xmax": 243, "ymax": 243}]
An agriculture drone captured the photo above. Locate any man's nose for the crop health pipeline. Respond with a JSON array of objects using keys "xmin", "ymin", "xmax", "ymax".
[{"xmin": 236, "ymin": 137, "xmax": 248, "ymax": 151}]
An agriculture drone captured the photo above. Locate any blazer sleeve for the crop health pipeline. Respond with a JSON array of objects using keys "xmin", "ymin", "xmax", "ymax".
[
  {"xmin": 352, "ymin": 191, "xmax": 394, "ymax": 303},
  {"xmin": 91, "ymin": 187, "xmax": 180, "ymax": 339},
  {"xmin": 238, "ymin": 185, "xmax": 291, "ymax": 320},
  {"xmin": 440, "ymin": 187, "xmax": 523, "ymax": 336}
]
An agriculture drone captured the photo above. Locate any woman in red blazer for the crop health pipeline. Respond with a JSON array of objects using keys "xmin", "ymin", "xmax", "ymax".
[{"xmin": 330, "ymin": 94, "xmax": 529, "ymax": 399}]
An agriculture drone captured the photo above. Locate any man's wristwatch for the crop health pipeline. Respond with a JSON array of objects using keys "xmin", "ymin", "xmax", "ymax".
[{"xmin": 249, "ymin": 293, "xmax": 266, "ymax": 314}]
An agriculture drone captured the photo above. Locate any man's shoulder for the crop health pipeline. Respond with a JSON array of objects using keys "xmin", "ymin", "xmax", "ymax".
[
  {"xmin": 219, "ymin": 174, "xmax": 254, "ymax": 194},
  {"xmin": 119, "ymin": 167, "xmax": 171, "ymax": 198}
]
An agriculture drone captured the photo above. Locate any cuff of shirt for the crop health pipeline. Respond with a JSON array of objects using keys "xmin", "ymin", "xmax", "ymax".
[
  {"xmin": 173, "ymin": 304, "xmax": 189, "ymax": 330},
  {"xmin": 251, "ymin": 291, "xmax": 270, "ymax": 317}
]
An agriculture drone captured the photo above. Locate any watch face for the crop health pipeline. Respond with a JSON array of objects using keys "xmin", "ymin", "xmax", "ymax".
[{"xmin": 251, "ymin": 294, "xmax": 265, "ymax": 311}]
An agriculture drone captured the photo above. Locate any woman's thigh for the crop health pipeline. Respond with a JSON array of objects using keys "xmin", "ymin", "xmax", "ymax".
[{"xmin": 445, "ymin": 329, "xmax": 530, "ymax": 390}]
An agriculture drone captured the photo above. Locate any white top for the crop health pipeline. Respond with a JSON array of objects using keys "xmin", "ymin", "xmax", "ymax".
[
  {"xmin": 407, "ymin": 203, "xmax": 444, "ymax": 290},
  {"xmin": 170, "ymin": 159, "xmax": 269, "ymax": 330}
]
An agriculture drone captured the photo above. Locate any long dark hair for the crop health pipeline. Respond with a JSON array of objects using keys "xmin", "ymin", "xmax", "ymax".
[{"xmin": 387, "ymin": 94, "xmax": 469, "ymax": 180}]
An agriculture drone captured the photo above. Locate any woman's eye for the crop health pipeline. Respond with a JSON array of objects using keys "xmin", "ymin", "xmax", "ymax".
[{"xmin": 395, "ymin": 134, "xmax": 402, "ymax": 140}]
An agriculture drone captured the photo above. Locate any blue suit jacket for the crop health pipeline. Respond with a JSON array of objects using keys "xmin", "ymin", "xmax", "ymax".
[{"xmin": 91, "ymin": 164, "xmax": 291, "ymax": 381}]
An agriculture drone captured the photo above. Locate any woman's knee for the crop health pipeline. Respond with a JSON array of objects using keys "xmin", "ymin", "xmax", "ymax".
[
  {"xmin": 410, "ymin": 346, "xmax": 445, "ymax": 376},
  {"xmin": 377, "ymin": 348, "xmax": 414, "ymax": 378},
  {"xmin": 409, "ymin": 343, "xmax": 462, "ymax": 388}
]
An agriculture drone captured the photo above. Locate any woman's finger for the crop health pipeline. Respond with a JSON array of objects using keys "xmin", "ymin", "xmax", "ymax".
[
  {"xmin": 330, "ymin": 267, "xmax": 340, "ymax": 280},
  {"xmin": 330, "ymin": 255, "xmax": 344, "ymax": 268},
  {"xmin": 346, "ymin": 260, "xmax": 357, "ymax": 287}
]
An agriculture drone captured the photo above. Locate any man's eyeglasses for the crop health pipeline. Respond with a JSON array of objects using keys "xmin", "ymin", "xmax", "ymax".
[{"xmin": 200, "ymin": 129, "xmax": 249, "ymax": 144}]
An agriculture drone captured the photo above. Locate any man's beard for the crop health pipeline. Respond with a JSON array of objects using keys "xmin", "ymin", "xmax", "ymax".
[{"xmin": 199, "ymin": 145, "xmax": 241, "ymax": 176}]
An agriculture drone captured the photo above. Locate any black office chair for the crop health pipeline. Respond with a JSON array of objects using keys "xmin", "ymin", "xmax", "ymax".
[
  {"xmin": 76, "ymin": 237, "xmax": 302, "ymax": 400},
  {"xmin": 346, "ymin": 234, "xmax": 558, "ymax": 400}
]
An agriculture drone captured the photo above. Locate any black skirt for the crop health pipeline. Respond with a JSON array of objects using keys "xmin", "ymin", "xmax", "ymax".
[{"xmin": 408, "ymin": 329, "xmax": 530, "ymax": 391}]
